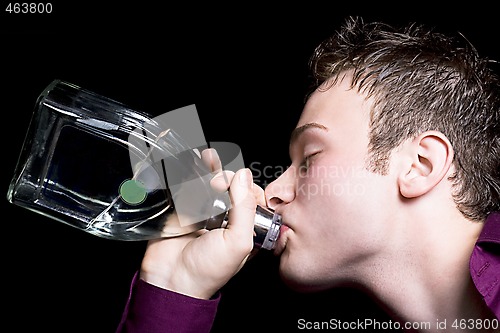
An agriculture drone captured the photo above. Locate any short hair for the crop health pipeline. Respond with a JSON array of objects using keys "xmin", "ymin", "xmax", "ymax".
[{"xmin": 308, "ymin": 16, "xmax": 500, "ymax": 221}]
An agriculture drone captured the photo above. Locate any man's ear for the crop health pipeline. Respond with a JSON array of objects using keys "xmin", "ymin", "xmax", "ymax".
[{"xmin": 398, "ymin": 131, "xmax": 454, "ymax": 198}]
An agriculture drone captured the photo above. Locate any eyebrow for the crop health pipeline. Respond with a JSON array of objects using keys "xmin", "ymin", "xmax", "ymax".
[{"xmin": 289, "ymin": 122, "xmax": 328, "ymax": 145}]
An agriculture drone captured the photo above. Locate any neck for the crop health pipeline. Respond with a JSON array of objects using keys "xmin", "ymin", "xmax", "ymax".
[{"xmin": 357, "ymin": 207, "xmax": 494, "ymax": 332}]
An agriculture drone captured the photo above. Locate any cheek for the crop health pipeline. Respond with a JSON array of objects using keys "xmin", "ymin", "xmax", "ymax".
[
  {"xmin": 282, "ymin": 160, "xmax": 396, "ymax": 286},
  {"xmin": 296, "ymin": 157, "xmax": 368, "ymax": 207},
  {"xmin": 293, "ymin": 170, "xmax": 346, "ymax": 249},
  {"xmin": 296, "ymin": 159, "xmax": 390, "ymax": 245}
]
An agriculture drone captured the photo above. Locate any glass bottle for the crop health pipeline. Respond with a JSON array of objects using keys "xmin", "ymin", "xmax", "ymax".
[{"xmin": 7, "ymin": 80, "xmax": 282, "ymax": 250}]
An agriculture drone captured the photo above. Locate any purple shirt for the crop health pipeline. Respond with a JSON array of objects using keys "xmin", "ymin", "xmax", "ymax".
[
  {"xmin": 116, "ymin": 212, "xmax": 500, "ymax": 332},
  {"xmin": 115, "ymin": 271, "xmax": 219, "ymax": 333},
  {"xmin": 470, "ymin": 211, "xmax": 500, "ymax": 319}
]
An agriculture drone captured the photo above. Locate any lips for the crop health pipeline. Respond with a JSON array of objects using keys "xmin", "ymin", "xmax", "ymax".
[
  {"xmin": 273, "ymin": 224, "xmax": 290, "ymax": 256},
  {"xmin": 279, "ymin": 224, "xmax": 290, "ymax": 237}
]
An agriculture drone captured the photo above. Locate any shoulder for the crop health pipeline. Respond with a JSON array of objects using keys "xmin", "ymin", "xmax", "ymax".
[{"xmin": 469, "ymin": 211, "xmax": 500, "ymax": 320}]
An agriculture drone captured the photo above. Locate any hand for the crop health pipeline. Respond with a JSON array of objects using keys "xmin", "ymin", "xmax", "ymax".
[{"xmin": 139, "ymin": 148, "xmax": 265, "ymax": 299}]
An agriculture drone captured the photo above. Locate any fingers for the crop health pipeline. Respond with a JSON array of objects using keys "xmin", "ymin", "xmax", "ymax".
[
  {"xmin": 201, "ymin": 148, "xmax": 222, "ymax": 173},
  {"xmin": 202, "ymin": 148, "xmax": 265, "ymax": 253},
  {"xmin": 202, "ymin": 148, "xmax": 265, "ymax": 205},
  {"xmin": 203, "ymin": 148, "xmax": 232, "ymax": 193},
  {"xmin": 224, "ymin": 168, "xmax": 256, "ymax": 252},
  {"xmin": 210, "ymin": 170, "xmax": 234, "ymax": 193},
  {"xmin": 210, "ymin": 170, "xmax": 266, "ymax": 208}
]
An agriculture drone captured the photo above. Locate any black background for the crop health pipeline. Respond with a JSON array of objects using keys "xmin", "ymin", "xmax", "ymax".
[{"xmin": 2, "ymin": 2, "xmax": 499, "ymax": 332}]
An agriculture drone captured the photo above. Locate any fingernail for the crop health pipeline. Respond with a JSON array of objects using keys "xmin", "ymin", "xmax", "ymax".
[{"xmin": 240, "ymin": 168, "xmax": 252, "ymax": 187}]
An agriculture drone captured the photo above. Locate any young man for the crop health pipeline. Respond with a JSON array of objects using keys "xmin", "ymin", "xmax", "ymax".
[{"xmin": 116, "ymin": 17, "xmax": 499, "ymax": 332}]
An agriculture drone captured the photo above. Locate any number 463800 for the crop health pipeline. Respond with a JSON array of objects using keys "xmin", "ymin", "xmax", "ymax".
[{"xmin": 5, "ymin": 3, "xmax": 53, "ymax": 14}]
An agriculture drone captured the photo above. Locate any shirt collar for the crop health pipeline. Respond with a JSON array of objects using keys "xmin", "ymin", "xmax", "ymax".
[{"xmin": 478, "ymin": 211, "xmax": 500, "ymax": 245}]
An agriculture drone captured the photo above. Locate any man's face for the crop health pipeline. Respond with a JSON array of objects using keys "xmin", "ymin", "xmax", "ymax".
[{"xmin": 265, "ymin": 78, "xmax": 399, "ymax": 291}]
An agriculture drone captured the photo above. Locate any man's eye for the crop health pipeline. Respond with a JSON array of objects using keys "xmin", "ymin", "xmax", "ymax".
[
  {"xmin": 299, "ymin": 152, "xmax": 320, "ymax": 174},
  {"xmin": 302, "ymin": 155, "xmax": 312, "ymax": 169}
]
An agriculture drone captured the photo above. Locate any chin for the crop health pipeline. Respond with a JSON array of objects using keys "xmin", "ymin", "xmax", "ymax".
[
  {"xmin": 278, "ymin": 256, "xmax": 351, "ymax": 293},
  {"xmin": 278, "ymin": 262, "xmax": 329, "ymax": 293},
  {"xmin": 279, "ymin": 273, "xmax": 333, "ymax": 293}
]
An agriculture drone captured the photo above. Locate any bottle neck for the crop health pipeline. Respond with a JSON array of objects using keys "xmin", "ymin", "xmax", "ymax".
[
  {"xmin": 206, "ymin": 205, "xmax": 282, "ymax": 251},
  {"xmin": 253, "ymin": 205, "xmax": 282, "ymax": 250}
]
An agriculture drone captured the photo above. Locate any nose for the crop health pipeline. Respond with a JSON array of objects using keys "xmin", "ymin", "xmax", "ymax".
[{"xmin": 264, "ymin": 166, "xmax": 296, "ymax": 210}]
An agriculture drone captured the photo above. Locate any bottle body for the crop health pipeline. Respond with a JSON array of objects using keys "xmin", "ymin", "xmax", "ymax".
[{"xmin": 7, "ymin": 80, "xmax": 281, "ymax": 249}]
